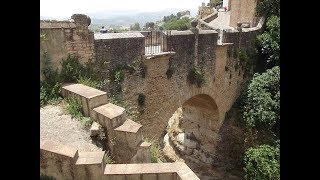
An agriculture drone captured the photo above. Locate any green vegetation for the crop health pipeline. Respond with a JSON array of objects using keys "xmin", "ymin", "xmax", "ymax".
[
  {"xmin": 231, "ymin": 0, "xmax": 280, "ymax": 178},
  {"xmin": 242, "ymin": 66, "xmax": 280, "ymax": 130},
  {"xmin": 109, "ymin": 95, "xmax": 141, "ymax": 122},
  {"xmin": 40, "ymin": 52, "xmax": 62, "ymax": 107},
  {"xmin": 257, "ymin": 15, "xmax": 280, "ymax": 68},
  {"xmin": 40, "ymin": 32, "xmax": 47, "ymax": 42},
  {"xmin": 187, "ymin": 66, "xmax": 206, "ymax": 87},
  {"xmin": 130, "ymin": 22, "xmax": 141, "ymax": 31},
  {"xmin": 65, "ymin": 97, "xmax": 93, "ymax": 128},
  {"xmin": 150, "ymin": 143, "xmax": 161, "ymax": 163},
  {"xmin": 162, "ymin": 17, "xmax": 192, "ymax": 31},
  {"xmin": 65, "ymin": 97, "xmax": 83, "ymax": 119},
  {"xmin": 256, "ymin": 0, "xmax": 280, "ymax": 17},
  {"xmin": 40, "ymin": 53, "xmax": 97, "ymax": 107},
  {"xmin": 59, "ymin": 55, "xmax": 88, "ymax": 83},
  {"xmin": 244, "ymin": 144, "xmax": 280, "ymax": 180},
  {"xmin": 77, "ymin": 76, "xmax": 99, "ymax": 89},
  {"xmin": 144, "ymin": 138, "xmax": 162, "ymax": 163},
  {"xmin": 104, "ymin": 151, "xmax": 115, "ymax": 164},
  {"xmin": 237, "ymin": 48, "xmax": 257, "ymax": 75}
]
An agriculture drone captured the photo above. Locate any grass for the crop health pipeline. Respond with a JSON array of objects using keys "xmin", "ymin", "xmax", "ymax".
[
  {"xmin": 109, "ymin": 95, "xmax": 140, "ymax": 122},
  {"xmin": 77, "ymin": 76, "xmax": 99, "ymax": 89},
  {"xmin": 104, "ymin": 151, "xmax": 115, "ymax": 164},
  {"xmin": 144, "ymin": 138, "xmax": 163, "ymax": 163},
  {"xmin": 64, "ymin": 97, "xmax": 93, "ymax": 128}
]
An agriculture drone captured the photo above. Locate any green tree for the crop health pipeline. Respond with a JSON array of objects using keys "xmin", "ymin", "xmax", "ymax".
[
  {"xmin": 176, "ymin": 12, "xmax": 182, "ymax": 18},
  {"xmin": 162, "ymin": 17, "xmax": 191, "ymax": 31},
  {"xmin": 257, "ymin": 15, "xmax": 280, "ymax": 68},
  {"xmin": 244, "ymin": 144, "xmax": 280, "ymax": 180},
  {"xmin": 144, "ymin": 22, "xmax": 155, "ymax": 30},
  {"xmin": 130, "ymin": 22, "xmax": 141, "ymax": 31},
  {"xmin": 256, "ymin": 0, "xmax": 280, "ymax": 17},
  {"xmin": 242, "ymin": 66, "xmax": 280, "ymax": 131}
]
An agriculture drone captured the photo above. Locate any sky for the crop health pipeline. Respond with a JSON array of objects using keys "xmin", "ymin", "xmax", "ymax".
[{"xmin": 40, "ymin": 0, "xmax": 208, "ymax": 19}]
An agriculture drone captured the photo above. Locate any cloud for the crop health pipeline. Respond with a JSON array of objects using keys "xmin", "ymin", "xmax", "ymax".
[{"xmin": 40, "ymin": 0, "xmax": 206, "ymax": 18}]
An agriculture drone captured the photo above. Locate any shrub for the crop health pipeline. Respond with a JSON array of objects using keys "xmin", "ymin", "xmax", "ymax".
[
  {"xmin": 242, "ymin": 66, "xmax": 280, "ymax": 130},
  {"xmin": 77, "ymin": 76, "xmax": 99, "ymax": 89},
  {"xmin": 80, "ymin": 117, "xmax": 93, "ymax": 128},
  {"xmin": 162, "ymin": 17, "xmax": 192, "ymax": 31},
  {"xmin": 109, "ymin": 95, "xmax": 140, "ymax": 122},
  {"xmin": 65, "ymin": 97, "xmax": 83, "ymax": 119},
  {"xmin": 104, "ymin": 151, "xmax": 115, "ymax": 164},
  {"xmin": 60, "ymin": 55, "xmax": 86, "ymax": 83},
  {"xmin": 187, "ymin": 66, "xmax": 205, "ymax": 87},
  {"xmin": 244, "ymin": 144, "xmax": 280, "ymax": 180},
  {"xmin": 150, "ymin": 143, "xmax": 160, "ymax": 163}
]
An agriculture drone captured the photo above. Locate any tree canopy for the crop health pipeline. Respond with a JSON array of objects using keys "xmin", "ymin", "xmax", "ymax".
[
  {"xmin": 257, "ymin": 15, "xmax": 280, "ymax": 68},
  {"xmin": 244, "ymin": 144, "xmax": 280, "ymax": 180},
  {"xmin": 130, "ymin": 22, "xmax": 141, "ymax": 31},
  {"xmin": 242, "ymin": 66, "xmax": 280, "ymax": 130},
  {"xmin": 162, "ymin": 17, "xmax": 191, "ymax": 31}
]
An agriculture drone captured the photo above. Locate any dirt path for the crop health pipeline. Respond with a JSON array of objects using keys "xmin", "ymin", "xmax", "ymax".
[{"xmin": 40, "ymin": 104, "xmax": 102, "ymax": 152}]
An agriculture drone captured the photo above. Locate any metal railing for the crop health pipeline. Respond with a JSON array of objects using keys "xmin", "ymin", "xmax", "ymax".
[{"xmin": 144, "ymin": 30, "xmax": 171, "ymax": 55}]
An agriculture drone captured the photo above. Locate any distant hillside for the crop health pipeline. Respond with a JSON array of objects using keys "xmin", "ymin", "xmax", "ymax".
[
  {"xmin": 41, "ymin": 8, "xmax": 198, "ymax": 31},
  {"xmin": 88, "ymin": 8, "xmax": 197, "ymax": 30}
]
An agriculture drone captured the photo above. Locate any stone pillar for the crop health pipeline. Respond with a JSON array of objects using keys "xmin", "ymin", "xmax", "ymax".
[{"xmin": 71, "ymin": 14, "xmax": 91, "ymax": 27}]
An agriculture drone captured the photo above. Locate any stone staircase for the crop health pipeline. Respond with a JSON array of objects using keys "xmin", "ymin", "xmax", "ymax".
[{"xmin": 61, "ymin": 83, "xmax": 151, "ymax": 163}]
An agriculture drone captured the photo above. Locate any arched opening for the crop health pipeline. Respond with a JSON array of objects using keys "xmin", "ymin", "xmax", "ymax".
[{"xmin": 163, "ymin": 94, "xmax": 220, "ymax": 165}]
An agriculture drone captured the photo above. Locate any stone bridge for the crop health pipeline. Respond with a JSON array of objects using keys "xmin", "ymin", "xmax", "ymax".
[{"xmin": 40, "ymin": 11, "xmax": 264, "ymax": 170}]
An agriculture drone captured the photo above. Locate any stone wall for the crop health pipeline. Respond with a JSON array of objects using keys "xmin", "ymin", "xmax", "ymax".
[
  {"xmin": 121, "ymin": 29, "xmax": 249, "ymax": 142},
  {"xmin": 40, "ymin": 140, "xmax": 199, "ymax": 180},
  {"xmin": 40, "ymin": 14, "xmax": 95, "ymax": 80},
  {"xmin": 40, "ymin": 140, "xmax": 79, "ymax": 180},
  {"xmin": 94, "ymin": 33, "xmax": 145, "ymax": 70},
  {"xmin": 198, "ymin": 3, "xmax": 214, "ymax": 19},
  {"xmin": 40, "ymin": 12, "xmax": 263, "ymax": 156},
  {"xmin": 229, "ymin": 0, "xmax": 258, "ymax": 28}
]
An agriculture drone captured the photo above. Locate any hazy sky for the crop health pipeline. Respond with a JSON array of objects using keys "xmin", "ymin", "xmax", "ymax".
[{"xmin": 40, "ymin": 0, "xmax": 207, "ymax": 19}]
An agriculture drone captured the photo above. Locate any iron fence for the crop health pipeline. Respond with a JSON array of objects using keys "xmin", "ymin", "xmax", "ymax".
[{"xmin": 144, "ymin": 30, "xmax": 171, "ymax": 55}]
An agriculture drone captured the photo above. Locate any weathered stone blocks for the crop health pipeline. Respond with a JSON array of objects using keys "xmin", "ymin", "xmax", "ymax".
[
  {"xmin": 90, "ymin": 121, "xmax": 101, "ymax": 137},
  {"xmin": 61, "ymin": 83, "xmax": 108, "ymax": 117},
  {"xmin": 91, "ymin": 103, "xmax": 126, "ymax": 130}
]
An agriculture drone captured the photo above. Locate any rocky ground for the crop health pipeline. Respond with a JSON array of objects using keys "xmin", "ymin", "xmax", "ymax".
[
  {"xmin": 162, "ymin": 107, "xmax": 245, "ymax": 180},
  {"xmin": 40, "ymin": 104, "xmax": 102, "ymax": 152}
]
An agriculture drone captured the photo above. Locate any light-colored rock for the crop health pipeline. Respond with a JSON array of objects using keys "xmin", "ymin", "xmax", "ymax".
[
  {"xmin": 176, "ymin": 133, "xmax": 197, "ymax": 149},
  {"xmin": 90, "ymin": 122, "xmax": 100, "ymax": 137}
]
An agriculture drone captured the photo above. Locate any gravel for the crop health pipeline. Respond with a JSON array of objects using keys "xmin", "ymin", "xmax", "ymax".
[{"xmin": 40, "ymin": 104, "xmax": 102, "ymax": 152}]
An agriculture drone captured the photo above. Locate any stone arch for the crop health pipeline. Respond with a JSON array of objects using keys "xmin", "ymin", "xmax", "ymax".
[{"xmin": 165, "ymin": 93, "xmax": 221, "ymax": 164}]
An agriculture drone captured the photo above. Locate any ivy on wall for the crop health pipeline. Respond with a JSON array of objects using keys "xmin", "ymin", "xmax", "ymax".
[{"xmin": 187, "ymin": 65, "xmax": 206, "ymax": 87}]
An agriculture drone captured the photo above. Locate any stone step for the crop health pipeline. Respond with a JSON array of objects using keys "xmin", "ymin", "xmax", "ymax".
[
  {"xmin": 40, "ymin": 140, "xmax": 79, "ymax": 160},
  {"xmin": 131, "ymin": 141, "xmax": 152, "ymax": 163},
  {"xmin": 91, "ymin": 103, "xmax": 127, "ymax": 130},
  {"xmin": 90, "ymin": 122, "xmax": 101, "ymax": 137},
  {"xmin": 61, "ymin": 83, "xmax": 108, "ymax": 117},
  {"xmin": 75, "ymin": 151, "xmax": 105, "ymax": 165},
  {"xmin": 113, "ymin": 119, "xmax": 143, "ymax": 147},
  {"xmin": 75, "ymin": 151, "xmax": 106, "ymax": 180}
]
